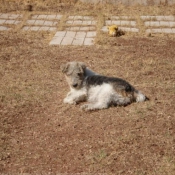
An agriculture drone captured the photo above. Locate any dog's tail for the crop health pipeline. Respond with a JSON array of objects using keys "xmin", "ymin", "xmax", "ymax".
[{"xmin": 134, "ymin": 90, "xmax": 149, "ymax": 102}]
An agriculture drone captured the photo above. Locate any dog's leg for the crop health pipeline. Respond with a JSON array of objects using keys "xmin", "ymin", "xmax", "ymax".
[
  {"xmin": 81, "ymin": 95, "xmax": 131, "ymax": 110},
  {"xmin": 134, "ymin": 90, "xmax": 147, "ymax": 102},
  {"xmin": 64, "ymin": 89, "xmax": 87, "ymax": 105},
  {"xmin": 64, "ymin": 95, "xmax": 86, "ymax": 105},
  {"xmin": 64, "ymin": 92, "xmax": 77, "ymax": 105},
  {"xmin": 81, "ymin": 101, "xmax": 109, "ymax": 111},
  {"xmin": 113, "ymin": 95, "xmax": 131, "ymax": 106}
]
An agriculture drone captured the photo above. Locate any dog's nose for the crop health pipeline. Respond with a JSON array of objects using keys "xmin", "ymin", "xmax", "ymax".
[{"xmin": 73, "ymin": 83, "xmax": 78, "ymax": 88}]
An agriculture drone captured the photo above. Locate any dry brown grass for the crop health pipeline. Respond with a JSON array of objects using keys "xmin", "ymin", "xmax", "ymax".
[{"xmin": 1, "ymin": 1, "xmax": 175, "ymax": 175}]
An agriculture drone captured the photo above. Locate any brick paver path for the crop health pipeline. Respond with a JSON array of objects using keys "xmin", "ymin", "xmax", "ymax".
[
  {"xmin": 49, "ymin": 31, "xmax": 96, "ymax": 46},
  {"xmin": 101, "ymin": 16, "xmax": 139, "ymax": 33},
  {"xmin": 0, "ymin": 13, "xmax": 23, "ymax": 31},
  {"xmin": 23, "ymin": 14, "xmax": 62, "ymax": 31},
  {"xmin": 141, "ymin": 15, "xmax": 175, "ymax": 34},
  {"xmin": 79, "ymin": 0, "xmax": 175, "ymax": 5},
  {"xmin": 0, "ymin": 13, "xmax": 175, "ymax": 45}
]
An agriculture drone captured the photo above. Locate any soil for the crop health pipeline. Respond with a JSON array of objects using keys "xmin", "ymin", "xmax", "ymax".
[{"xmin": 0, "ymin": 1, "xmax": 175, "ymax": 174}]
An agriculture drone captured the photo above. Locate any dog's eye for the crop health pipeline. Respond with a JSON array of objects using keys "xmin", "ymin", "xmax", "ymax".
[{"xmin": 77, "ymin": 73, "xmax": 82, "ymax": 76}]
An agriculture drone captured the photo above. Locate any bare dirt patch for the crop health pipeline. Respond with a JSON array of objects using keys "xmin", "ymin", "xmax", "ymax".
[{"xmin": 1, "ymin": 1, "xmax": 175, "ymax": 175}]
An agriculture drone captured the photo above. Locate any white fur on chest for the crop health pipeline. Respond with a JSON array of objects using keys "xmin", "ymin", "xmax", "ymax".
[{"xmin": 87, "ymin": 83, "xmax": 115, "ymax": 102}]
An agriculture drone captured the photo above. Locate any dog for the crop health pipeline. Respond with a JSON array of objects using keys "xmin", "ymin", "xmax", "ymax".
[{"xmin": 61, "ymin": 61, "xmax": 148, "ymax": 111}]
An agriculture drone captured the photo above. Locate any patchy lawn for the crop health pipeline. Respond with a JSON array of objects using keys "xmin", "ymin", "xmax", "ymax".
[{"xmin": 0, "ymin": 1, "xmax": 175, "ymax": 174}]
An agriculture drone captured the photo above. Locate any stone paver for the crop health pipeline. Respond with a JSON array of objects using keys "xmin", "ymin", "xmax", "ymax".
[
  {"xmin": 72, "ymin": 37, "xmax": 85, "ymax": 45},
  {"xmin": 66, "ymin": 20, "xmax": 73, "ymax": 24},
  {"xmin": 27, "ymin": 20, "xmax": 36, "ymax": 25},
  {"xmin": 43, "ymin": 21, "xmax": 54, "ymax": 26},
  {"xmin": 0, "ymin": 19, "xmax": 6, "ymax": 24},
  {"xmin": 0, "ymin": 26, "xmax": 10, "ymax": 31},
  {"xmin": 33, "ymin": 14, "xmax": 48, "ymax": 19},
  {"xmin": 86, "ymin": 31, "xmax": 96, "ymax": 37},
  {"xmin": 75, "ymin": 31, "xmax": 87, "ymax": 38},
  {"xmin": 160, "ymin": 21, "xmax": 170, "ymax": 26},
  {"xmin": 47, "ymin": 27, "xmax": 57, "ymax": 31},
  {"xmin": 82, "ymin": 20, "xmax": 93, "ymax": 25},
  {"xmin": 61, "ymin": 37, "xmax": 74, "ymax": 45},
  {"xmin": 73, "ymin": 20, "xmax": 83, "ymax": 25},
  {"xmin": 4, "ymin": 20, "xmax": 15, "ymax": 24},
  {"xmin": 106, "ymin": 20, "xmax": 121, "ymax": 25},
  {"xmin": 34, "ymin": 20, "xmax": 45, "ymax": 25},
  {"xmin": 1, "ymin": 13, "xmax": 11, "ymax": 19},
  {"xmin": 84, "ymin": 38, "xmax": 94, "ymax": 45},
  {"xmin": 22, "ymin": 26, "xmax": 30, "ymax": 31},
  {"xmin": 14, "ymin": 21, "xmax": 21, "ymax": 25},
  {"xmin": 49, "ymin": 31, "xmax": 66, "ymax": 45},
  {"xmin": 39, "ymin": 26, "xmax": 50, "ymax": 31},
  {"xmin": 30, "ymin": 26, "xmax": 40, "ymax": 31},
  {"xmin": 170, "ymin": 21, "xmax": 175, "ymax": 27}
]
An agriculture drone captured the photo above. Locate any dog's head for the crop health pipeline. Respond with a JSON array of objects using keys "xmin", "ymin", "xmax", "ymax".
[
  {"xmin": 107, "ymin": 25, "xmax": 118, "ymax": 37},
  {"xmin": 60, "ymin": 62, "xmax": 86, "ymax": 90}
]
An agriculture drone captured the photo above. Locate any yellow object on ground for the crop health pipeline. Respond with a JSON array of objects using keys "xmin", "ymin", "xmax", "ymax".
[{"xmin": 107, "ymin": 25, "xmax": 118, "ymax": 37}]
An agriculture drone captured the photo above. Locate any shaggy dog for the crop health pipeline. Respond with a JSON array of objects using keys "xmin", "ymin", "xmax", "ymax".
[{"xmin": 61, "ymin": 61, "xmax": 148, "ymax": 111}]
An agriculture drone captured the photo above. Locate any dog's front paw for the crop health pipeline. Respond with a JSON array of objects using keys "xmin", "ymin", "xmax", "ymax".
[
  {"xmin": 80, "ymin": 104, "xmax": 91, "ymax": 111},
  {"xmin": 63, "ymin": 98, "xmax": 76, "ymax": 105}
]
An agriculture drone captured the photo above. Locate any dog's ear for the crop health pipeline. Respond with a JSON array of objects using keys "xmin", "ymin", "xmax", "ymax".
[
  {"xmin": 60, "ymin": 63, "xmax": 69, "ymax": 73},
  {"xmin": 78, "ymin": 62, "xmax": 86, "ymax": 72}
]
